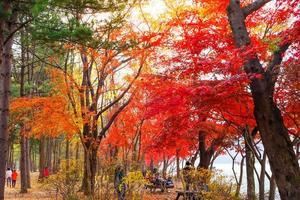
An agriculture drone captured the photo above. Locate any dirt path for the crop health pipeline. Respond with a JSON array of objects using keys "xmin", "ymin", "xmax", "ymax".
[
  {"xmin": 4, "ymin": 172, "xmax": 181, "ymax": 200},
  {"xmin": 143, "ymin": 191, "xmax": 177, "ymax": 200},
  {"xmin": 4, "ymin": 172, "xmax": 56, "ymax": 200},
  {"xmin": 5, "ymin": 187, "xmax": 55, "ymax": 200}
]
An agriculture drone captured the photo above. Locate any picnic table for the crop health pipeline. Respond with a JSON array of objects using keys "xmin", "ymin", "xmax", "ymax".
[{"xmin": 175, "ymin": 190, "xmax": 203, "ymax": 200}]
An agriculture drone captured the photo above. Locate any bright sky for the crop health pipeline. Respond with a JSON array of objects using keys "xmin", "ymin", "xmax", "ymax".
[
  {"xmin": 129, "ymin": 0, "xmax": 167, "ymax": 30},
  {"xmin": 142, "ymin": 0, "xmax": 167, "ymax": 18}
]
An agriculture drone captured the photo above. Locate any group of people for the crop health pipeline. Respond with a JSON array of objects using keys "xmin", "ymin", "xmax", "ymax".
[
  {"xmin": 148, "ymin": 168, "xmax": 163, "ymax": 186},
  {"xmin": 5, "ymin": 168, "xmax": 18, "ymax": 188},
  {"xmin": 146, "ymin": 168, "xmax": 174, "ymax": 191},
  {"xmin": 5, "ymin": 166, "xmax": 50, "ymax": 188}
]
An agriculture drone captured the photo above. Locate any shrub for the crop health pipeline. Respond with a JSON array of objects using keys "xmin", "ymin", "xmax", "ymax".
[
  {"xmin": 94, "ymin": 161, "xmax": 117, "ymax": 200},
  {"xmin": 43, "ymin": 159, "xmax": 82, "ymax": 200},
  {"xmin": 181, "ymin": 168, "xmax": 241, "ymax": 200},
  {"xmin": 122, "ymin": 171, "xmax": 147, "ymax": 200}
]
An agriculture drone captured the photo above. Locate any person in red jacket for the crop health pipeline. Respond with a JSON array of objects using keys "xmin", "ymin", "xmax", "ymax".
[
  {"xmin": 43, "ymin": 167, "xmax": 49, "ymax": 178},
  {"xmin": 11, "ymin": 169, "xmax": 18, "ymax": 188}
]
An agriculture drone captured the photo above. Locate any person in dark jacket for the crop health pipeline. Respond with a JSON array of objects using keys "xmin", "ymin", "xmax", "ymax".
[
  {"xmin": 114, "ymin": 165, "xmax": 125, "ymax": 200},
  {"xmin": 182, "ymin": 161, "xmax": 194, "ymax": 191}
]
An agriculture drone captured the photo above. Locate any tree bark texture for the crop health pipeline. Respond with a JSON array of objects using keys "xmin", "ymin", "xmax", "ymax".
[
  {"xmin": 82, "ymin": 146, "xmax": 98, "ymax": 196},
  {"xmin": 46, "ymin": 138, "xmax": 53, "ymax": 173},
  {"xmin": 26, "ymin": 138, "xmax": 31, "ymax": 188},
  {"xmin": 176, "ymin": 149, "xmax": 180, "ymax": 179},
  {"xmin": 244, "ymin": 128, "xmax": 255, "ymax": 200},
  {"xmin": 198, "ymin": 132, "xmax": 217, "ymax": 169},
  {"xmin": 20, "ymin": 28, "xmax": 29, "ymax": 193},
  {"xmin": 39, "ymin": 137, "xmax": 46, "ymax": 179},
  {"xmin": 259, "ymin": 152, "xmax": 267, "ymax": 200},
  {"xmin": 20, "ymin": 134, "xmax": 28, "ymax": 193},
  {"xmin": 0, "ymin": 2, "xmax": 16, "ymax": 198}
]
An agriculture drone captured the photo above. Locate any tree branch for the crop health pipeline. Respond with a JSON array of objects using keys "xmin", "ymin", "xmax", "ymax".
[
  {"xmin": 4, "ymin": 18, "xmax": 33, "ymax": 45},
  {"xmin": 266, "ymin": 43, "xmax": 290, "ymax": 74},
  {"xmin": 266, "ymin": 41, "xmax": 292, "ymax": 95},
  {"xmin": 95, "ymin": 61, "xmax": 143, "ymax": 119},
  {"xmin": 99, "ymin": 95, "xmax": 133, "ymax": 139},
  {"xmin": 243, "ymin": 0, "xmax": 272, "ymax": 17}
]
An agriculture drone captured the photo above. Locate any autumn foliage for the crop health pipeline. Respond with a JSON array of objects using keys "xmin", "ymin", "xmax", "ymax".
[{"xmin": 5, "ymin": 0, "xmax": 300, "ymax": 199}]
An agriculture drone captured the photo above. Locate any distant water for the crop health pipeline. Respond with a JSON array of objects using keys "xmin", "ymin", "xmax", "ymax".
[{"xmin": 214, "ymin": 157, "xmax": 280, "ymax": 200}]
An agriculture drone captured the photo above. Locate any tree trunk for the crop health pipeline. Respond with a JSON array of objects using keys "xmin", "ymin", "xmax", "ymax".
[
  {"xmin": 227, "ymin": 2, "xmax": 300, "ymax": 199},
  {"xmin": 198, "ymin": 132, "xmax": 214, "ymax": 169},
  {"xmin": 132, "ymin": 120, "xmax": 143, "ymax": 170},
  {"xmin": 7, "ymin": 139, "xmax": 11, "ymax": 168},
  {"xmin": 259, "ymin": 152, "xmax": 267, "ymax": 200},
  {"xmin": 176, "ymin": 149, "xmax": 180, "ymax": 179},
  {"xmin": 209, "ymin": 151, "xmax": 219, "ymax": 170},
  {"xmin": 65, "ymin": 139, "xmax": 70, "ymax": 187},
  {"xmin": 0, "ymin": 32, "xmax": 6, "ymax": 195},
  {"xmin": 26, "ymin": 138, "xmax": 31, "ymax": 188},
  {"xmin": 7, "ymin": 137, "xmax": 13, "ymax": 168},
  {"xmin": 52, "ymin": 138, "xmax": 61, "ymax": 173},
  {"xmin": 244, "ymin": 127, "xmax": 255, "ymax": 200},
  {"xmin": 30, "ymin": 144, "xmax": 34, "ymax": 172},
  {"xmin": 235, "ymin": 156, "xmax": 245, "ymax": 197},
  {"xmin": 65, "ymin": 139, "xmax": 70, "ymax": 167},
  {"xmin": 162, "ymin": 156, "xmax": 168, "ymax": 179},
  {"xmin": 39, "ymin": 137, "xmax": 46, "ymax": 179},
  {"xmin": 82, "ymin": 144, "xmax": 98, "ymax": 196},
  {"xmin": 31, "ymin": 141, "xmax": 37, "ymax": 172},
  {"xmin": 20, "ymin": 74, "xmax": 28, "ymax": 192},
  {"xmin": 46, "ymin": 138, "xmax": 53, "ymax": 173},
  {"xmin": 269, "ymin": 175, "xmax": 276, "ymax": 200},
  {"xmin": 20, "ymin": 134, "xmax": 28, "ymax": 193},
  {"xmin": 52, "ymin": 139, "xmax": 57, "ymax": 173},
  {"xmin": 29, "ymin": 141, "xmax": 32, "ymax": 172},
  {"xmin": 75, "ymin": 141, "xmax": 80, "ymax": 170},
  {"xmin": 9, "ymin": 143, "xmax": 14, "ymax": 168},
  {"xmin": 149, "ymin": 158, "xmax": 154, "ymax": 172},
  {"xmin": 190, "ymin": 151, "xmax": 198, "ymax": 167},
  {"xmin": 0, "ymin": 2, "xmax": 15, "ymax": 198},
  {"xmin": 20, "ymin": 29, "xmax": 30, "ymax": 192},
  {"xmin": 75, "ymin": 141, "xmax": 80, "ymax": 160},
  {"xmin": 254, "ymin": 98, "xmax": 300, "ymax": 199}
]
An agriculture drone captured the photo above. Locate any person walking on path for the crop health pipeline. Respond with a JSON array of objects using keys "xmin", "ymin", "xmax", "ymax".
[
  {"xmin": 6, "ymin": 168, "xmax": 12, "ymax": 187},
  {"xmin": 114, "ymin": 165, "xmax": 125, "ymax": 200},
  {"xmin": 11, "ymin": 169, "xmax": 18, "ymax": 188}
]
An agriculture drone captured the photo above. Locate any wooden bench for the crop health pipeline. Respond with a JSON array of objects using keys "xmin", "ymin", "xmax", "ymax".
[{"xmin": 175, "ymin": 190, "xmax": 203, "ymax": 200}]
